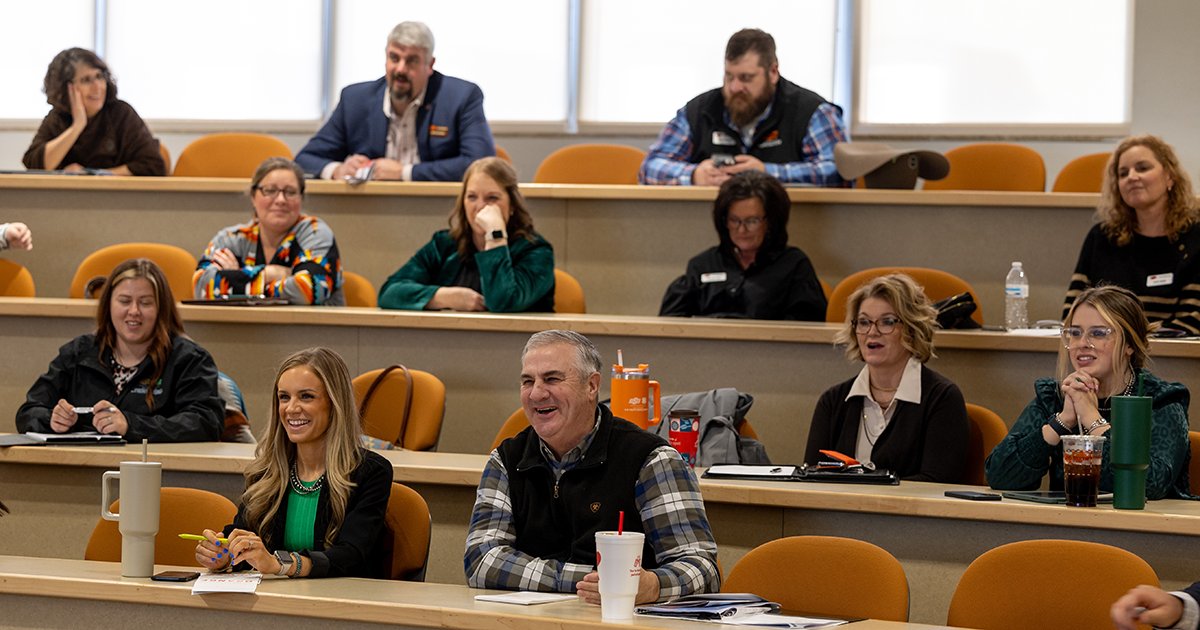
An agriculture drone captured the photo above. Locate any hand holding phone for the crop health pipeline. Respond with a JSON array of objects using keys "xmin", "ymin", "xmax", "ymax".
[{"xmin": 712, "ymin": 153, "xmax": 736, "ymax": 168}]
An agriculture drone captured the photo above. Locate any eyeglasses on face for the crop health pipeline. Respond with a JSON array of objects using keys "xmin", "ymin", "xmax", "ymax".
[
  {"xmin": 1061, "ymin": 326, "xmax": 1115, "ymax": 348},
  {"xmin": 72, "ymin": 71, "xmax": 107, "ymax": 87},
  {"xmin": 255, "ymin": 186, "xmax": 301, "ymax": 200},
  {"xmin": 855, "ymin": 316, "xmax": 901, "ymax": 335},
  {"xmin": 727, "ymin": 216, "xmax": 765, "ymax": 231}
]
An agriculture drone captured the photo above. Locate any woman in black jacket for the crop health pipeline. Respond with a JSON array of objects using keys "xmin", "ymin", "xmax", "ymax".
[{"xmin": 16, "ymin": 258, "xmax": 222, "ymax": 442}]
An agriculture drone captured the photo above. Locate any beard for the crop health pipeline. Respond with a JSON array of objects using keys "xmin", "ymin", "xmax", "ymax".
[
  {"xmin": 389, "ymin": 74, "xmax": 414, "ymax": 102},
  {"xmin": 725, "ymin": 87, "xmax": 773, "ymax": 127}
]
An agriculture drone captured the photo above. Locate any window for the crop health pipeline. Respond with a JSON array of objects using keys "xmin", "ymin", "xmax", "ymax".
[
  {"xmin": 579, "ymin": 0, "xmax": 839, "ymax": 126},
  {"xmin": 0, "ymin": 2, "xmax": 94, "ymax": 119},
  {"xmin": 855, "ymin": 0, "xmax": 1132, "ymax": 136},
  {"xmin": 331, "ymin": 0, "xmax": 569, "ymax": 123}
]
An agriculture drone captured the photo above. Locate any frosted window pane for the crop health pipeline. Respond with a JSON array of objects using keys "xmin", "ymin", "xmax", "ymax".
[{"xmin": 1, "ymin": 2, "xmax": 95, "ymax": 119}]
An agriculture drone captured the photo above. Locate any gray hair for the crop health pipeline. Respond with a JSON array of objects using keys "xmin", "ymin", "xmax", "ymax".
[
  {"xmin": 388, "ymin": 21, "xmax": 435, "ymax": 56},
  {"xmin": 522, "ymin": 330, "xmax": 603, "ymax": 378}
]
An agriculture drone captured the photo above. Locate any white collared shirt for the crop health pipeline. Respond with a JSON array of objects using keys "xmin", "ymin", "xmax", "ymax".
[
  {"xmin": 383, "ymin": 90, "xmax": 424, "ymax": 181},
  {"xmin": 847, "ymin": 356, "xmax": 923, "ymax": 464}
]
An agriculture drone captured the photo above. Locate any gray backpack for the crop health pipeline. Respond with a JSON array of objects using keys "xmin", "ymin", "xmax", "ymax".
[{"xmin": 651, "ymin": 388, "xmax": 770, "ymax": 466}]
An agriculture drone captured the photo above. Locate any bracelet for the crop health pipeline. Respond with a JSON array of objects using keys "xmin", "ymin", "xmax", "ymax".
[
  {"xmin": 1049, "ymin": 413, "xmax": 1074, "ymax": 436},
  {"xmin": 1083, "ymin": 417, "xmax": 1110, "ymax": 435},
  {"xmin": 290, "ymin": 552, "xmax": 302, "ymax": 578}
]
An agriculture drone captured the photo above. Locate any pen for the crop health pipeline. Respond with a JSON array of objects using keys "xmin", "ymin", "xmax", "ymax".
[
  {"xmin": 178, "ymin": 533, "xmax": 228, "ymax": 544},
  {"xmin": 769, "ymin": 467, "xmax": 782, "ymax": 473}
]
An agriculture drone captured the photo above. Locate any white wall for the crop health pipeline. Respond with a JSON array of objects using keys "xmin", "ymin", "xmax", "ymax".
[{"xmin": 1, "ymin": 0, "xmax": 1197, "ymax": 184}]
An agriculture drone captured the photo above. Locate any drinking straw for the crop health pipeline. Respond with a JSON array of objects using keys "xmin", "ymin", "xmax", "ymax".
[
  {"xmin": 617, "ymin": 349, "xmax": 624, "ymax": 369},
  {"xmin": 618, "ymin": 510, "xmax": 625, "ymax": 535}
]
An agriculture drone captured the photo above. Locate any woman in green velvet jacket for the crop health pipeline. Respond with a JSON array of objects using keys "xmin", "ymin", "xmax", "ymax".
[{"xmin": 378, "ymin": 157, "xmax": 555, "ymax": 312}]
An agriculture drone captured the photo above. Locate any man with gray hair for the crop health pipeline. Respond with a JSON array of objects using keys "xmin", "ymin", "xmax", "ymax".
[
  {"xmin": 296, "ymin": 21, "xmax": 494, "ymax": 182},
  {"xmin": 465, "ymin": 330, "xmax": 720, "ymax": 605}
]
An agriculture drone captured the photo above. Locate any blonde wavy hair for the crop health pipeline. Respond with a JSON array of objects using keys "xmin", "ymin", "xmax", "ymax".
[
  {"xmin": 835, "ymin": 273, "xmax": 938, "ymax": 363},
  {"xmin": 1099, "ymin": 135, "xmax": 1198, "ymax": 246},
  {"xmin": 239, "ymin": 347, "xmax": 362, "ymax": 548},
  {"xmin": 1057, "ymin": 285, "xmax": 1149, "ymax": 395}
]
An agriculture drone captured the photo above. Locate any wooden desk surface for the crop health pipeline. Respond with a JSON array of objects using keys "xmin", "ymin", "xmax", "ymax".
[{"xmin": 0, "ymin": 555, "xmax": 952, "ymax": 630}]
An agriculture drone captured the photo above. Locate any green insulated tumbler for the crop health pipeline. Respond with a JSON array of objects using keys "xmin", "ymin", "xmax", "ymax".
[{"xmin": 1110, "ymin": 395, "xmax": 1152, "ymax": 510}]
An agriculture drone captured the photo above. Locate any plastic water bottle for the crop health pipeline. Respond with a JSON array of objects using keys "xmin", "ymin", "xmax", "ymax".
[{"xmin": 1005, "ymin": 262, "xmax": 1029, "ymax": 330}]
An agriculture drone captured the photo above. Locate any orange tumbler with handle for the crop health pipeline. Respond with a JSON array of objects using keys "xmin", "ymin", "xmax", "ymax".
[{"xmin": 610, "ymin": 363, "xmax": 660, "ymax": 429}]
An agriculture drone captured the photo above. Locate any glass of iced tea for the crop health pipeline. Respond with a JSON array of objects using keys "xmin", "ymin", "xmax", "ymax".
[{"xmin": 1062, "ymin": 434, "xmax": 1106, "ymax": 507}]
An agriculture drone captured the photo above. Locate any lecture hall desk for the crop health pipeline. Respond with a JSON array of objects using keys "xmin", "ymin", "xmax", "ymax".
[
  {"xmin": 0, "ymin": 174, "xmax": 1098, "ymax": 323},
  {"xmin": 0, "ymin": 556, "xmax": 956, "ymax": 630},
  {"xmin": 1, "ymin": 442, "xmax": 1198, "ymax": 625}
]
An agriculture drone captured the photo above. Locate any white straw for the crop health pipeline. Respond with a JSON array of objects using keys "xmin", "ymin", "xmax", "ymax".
[{"xmin": 617, "ymin": 349, "xmax": 624, "ymax": 368}]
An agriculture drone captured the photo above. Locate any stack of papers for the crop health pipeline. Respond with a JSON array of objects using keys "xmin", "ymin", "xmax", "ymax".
[
  {"xmin": 191, "ymin": 572, "xmax": 262, "ymax": 594},
  {"xmin": 637, "ymin": 594, "xmax": 846, "ymax": 628},
  {"xmin": 0, "ymin": 432, "xmax": 125, "ymax": 446},
  {"xmin": 473, "ymin": 591, "xmax": 576, "ymax": 605}
]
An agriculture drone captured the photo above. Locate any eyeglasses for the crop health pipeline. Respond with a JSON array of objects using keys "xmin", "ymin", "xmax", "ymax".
[
  {"xmin": 1061, "ymin": 326, "xmax": 1115, "ymax": 348},
  {"xmin": 255, "ymin": 186, "xmax": 301, "ymax": 200},
  {"xmin": 727, "ymin": 216, "xmax": 765, "ymax": 231},
  {"xmin": 72, "ymin": 71, "xmax": 107, "ymax": 87},
  {"xmin": 855, "ymin": 316, "xmax": 900, "ymax": 335}
]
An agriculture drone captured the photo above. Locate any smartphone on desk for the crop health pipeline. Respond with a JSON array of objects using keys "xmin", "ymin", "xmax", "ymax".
[
  {"xmin": 1001, "ymin": 490, "xmax": 1114, "ymax": 504},
  {"xmin": 944, "ymin": 490, "xmax": 1002, "ymax": 501},
  {"xmin": 151, "ymin": 570, "xmax": 200, "ymax": 582}
]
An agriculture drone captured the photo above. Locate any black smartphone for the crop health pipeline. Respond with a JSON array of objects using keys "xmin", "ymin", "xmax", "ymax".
[
  {"xmin": 944, "ymin": 490, "xmax": 1002, "ymax": 501},
  {"xmin": 712, "ymin": 153, "xmax": 736, "ymax": 167},
  {"xmin": 151, "ymin": 570, "xmax": 200, "ymax": 582}
]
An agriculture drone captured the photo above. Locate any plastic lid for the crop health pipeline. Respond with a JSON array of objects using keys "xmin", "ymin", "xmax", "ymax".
[{"xmin": 1011, "ymin": 261, "xmax": 1023, "ymax": 267}]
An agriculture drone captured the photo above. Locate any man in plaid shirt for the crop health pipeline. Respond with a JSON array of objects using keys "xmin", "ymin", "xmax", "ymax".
[
  {"xmin": 639, "ymin": 28, "xmax": 849, "ymax": 188},
  {"xmin": 465, "ymin": 330, "xmax": 719, "ymax": 604}
]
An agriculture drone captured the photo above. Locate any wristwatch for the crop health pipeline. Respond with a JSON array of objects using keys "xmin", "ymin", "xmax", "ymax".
[
  {"xmin": 274, "ymin": 549, "xmax": 294, "ymax": 576},
  {"xmin": 490, "ymin": 229, "xmax": 506, "ymax": 240}
]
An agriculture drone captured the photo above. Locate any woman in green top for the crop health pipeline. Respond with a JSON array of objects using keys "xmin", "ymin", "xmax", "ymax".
[
  {"xmin": 985, "ymin": 285, "xmax": 1192, "ymax": 499},
  {"xmin": 378, "ymin": 156, "xmax": 556, "ymax": 312},
  {"xmin": 193, "ymin": 347, "xmax": 391, "ymax": 577}
]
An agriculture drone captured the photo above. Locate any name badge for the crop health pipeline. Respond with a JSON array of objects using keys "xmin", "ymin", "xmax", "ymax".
[
  {"xmin": 700, "ymin": 272, "xmax": 727, "ymax": 283},
  {"xmin": 711, "ymin": 131, "xmax": 736, "ymax": 146},
  {"xmin": 429, "ymin": 124, "xmax": 449, "ymax": 137},
  {"xmin": 757, "ymin": 139, "xmax": 783, "ymax": 149},
  {"xmin": 1147, "ymin": 273, "xmax": 1174, "ymax": 287}
]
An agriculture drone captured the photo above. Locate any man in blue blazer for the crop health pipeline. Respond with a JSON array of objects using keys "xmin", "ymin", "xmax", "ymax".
[{"xmin": 295, "ymin": 21, "xmax": 494, "ymax": 182}]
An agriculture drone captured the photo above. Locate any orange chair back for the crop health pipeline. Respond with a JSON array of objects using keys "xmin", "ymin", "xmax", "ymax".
[
  {"xmin": 378, "ymin": 482, "xmax": 431, "ymax": 581},
  {"xmin": 0, "ymin": 259, "xmax": 35, "ymax": 297},
  {"xmin": 947, "ymin": 539, "xmax": 1159, "ymax": 630},
  {"xmin": 1189, "ymin": 431, "xmax": 1200, "ymax": 495},
  {"xmin": 826, "ymin": 266, "xmax": 983, "ymax": 326},
  {"xmin": 342, "ymin": 271, "xmax": 377, "ymax": 307},
  {"xmin": 554, "ymin": 269, "xmax": 586, "ymax": 313},
  {"xmin": 353, "ymin": 367, "xmax": 446, "ymax": 451},
  {"xmin": 1052, "ymin": 152, "xmax": 1109, "ymax": 193},
  {"xmin": 923, "ymin": 143, "xmax": 1045, "ymax": 192},
  {"xmin": 965, "ymin": 403, "xmax": 1008, "ymax": 486},
  {"xmin": 172, "ymin": 133, "xmax": 293, "ymax": 178},
  {"xmin": 70, "ymin": 242, "xmax": 198, "ymax": 301},
  {"xmin": 723, "ymin": 536, "xmax": 909, "ymax": 622},
  {"xmin": 157, "ymin": 140, "xmax": 172, "ymax": 174},
  {"xmin": 534, "ymin": 144, "xmax": 646, "ymax": 184},
  {"xmin": 494, "ymin": 145, "xmax": 513, "ymax": 164},
  {"xmin": 85, "ymin": 487, "xmax": 237, "ymax": 566}
]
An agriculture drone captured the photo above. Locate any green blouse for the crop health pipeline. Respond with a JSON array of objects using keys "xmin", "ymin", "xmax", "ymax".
[{"xmin": 283, "ymin": 482, "xmax": 321, "ymax": 551}]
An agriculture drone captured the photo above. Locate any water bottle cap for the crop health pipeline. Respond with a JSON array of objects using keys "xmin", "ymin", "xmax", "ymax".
[{"xmin": 1011, "ymin": 261, "xmax": 1023, "ymax": 267}]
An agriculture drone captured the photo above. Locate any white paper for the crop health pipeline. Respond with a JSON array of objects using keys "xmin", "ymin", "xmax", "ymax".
[
  {"xmin": 474, "ymin": 591, "xmax": 577, "ymax": 605},
  {"xmin": 191, "ymin": 572, "xmax": 262, "ymax": 594},
  {"xmin": 24, "ymin": 431, "xmax": 121, "ymax": 442},
  {"xmin": 717, "ymin": 612, "xmax": 847, "ymax": 628},
  {"xmin": 706, "ymin": 465, "xmax": 796, "ymax": 477},
  {"xmin": 1005, "ymin": 328, "xmax": 1061, "ymax": 337}
]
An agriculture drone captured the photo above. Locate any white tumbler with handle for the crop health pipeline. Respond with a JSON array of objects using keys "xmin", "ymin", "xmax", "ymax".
[{"xmin": 100, "ymin": 460, "xmax": 162, "ymax": 577}]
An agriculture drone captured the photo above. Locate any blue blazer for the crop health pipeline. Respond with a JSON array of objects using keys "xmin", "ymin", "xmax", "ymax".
[{"xmin": 295, "ymin": 72, "xmax": 494, "ymax": 182}]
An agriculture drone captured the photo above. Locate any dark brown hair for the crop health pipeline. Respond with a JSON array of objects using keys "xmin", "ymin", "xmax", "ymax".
[
  {"xmin": 725, "ymin": 28, "xmax": 777, "ymax": 70},
  {"xmin": 448, "ymin": 157, "xmax": 536, "ymax": 258},
  {"xmin": 712, "ymin": 171, "xmax": 790, "ymax": 260},
  {"xmin": 43, "ymin": 48, "xmax": 118, "ymax": 113},
  {"xmin": 95, "ymin": 259, "xmax": 185, "ymax": 409},
  {"xmin": 249, "ymin": 157, "xmax": 306, "ymax": 197}
]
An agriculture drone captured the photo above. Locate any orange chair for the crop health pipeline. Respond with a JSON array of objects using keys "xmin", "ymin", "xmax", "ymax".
[
  {"xmin": 922, "ymin": 143, "xmax": 1045, "ymax": 192},
  {"xmin": 342, "ymin": 271, "xmax": 377, "ymax": 307},
  {"xmin": 1052, "ymin": 152, "xmax": 1109, "ymax": 193},
  {"xmin": 0, "ymin": 259, "xmax": 35, "ymax": 297},
  {"xmin": 826, "ymin": 266, "xmax": 983, "ymax": 326},
  {"xmin": 157, "ymin": 140, "xmax": 172, "ymax": 174},
  {"xmin": 494, "ymin": 145, "xmax": 513, "ymax": 164},
  {"xmin": 85, "ymin": 487, "xmax": 237, "ymax": 566},
  {"xmin": 947, "ymin": 539, "xmax": 1159, "ymax": 630},
  {"xmin": 1189, "ymin": 431, "xmax": 1200, "ymax": 495},
  {"xmin": 533, "ymin": 144, "xmax": 646, "ymax": 184},
  {"xmin": 723, "ymin": 536, "xmax": 909, "ymax": 622},
  {"xmin": 172, "ymin": 133, "xmax": 293, "ymax": 178},
  {"xmin": 353, "ymin": 366, "xmax": 446, "ymax": 451},
  {"xmin": 554, "ymin": 269, "xmax": 586, "ymax": 313},
  {"xmin": 378, "ymin": 482, "xmax": 431, "ymax": 581},
  {"xmin": 70, "ymin": 242, "xmax": 198, "ymax": 300},
  {"xmin": 965, "ymin": 403, "xmax": 1008, "ymax": 486}
]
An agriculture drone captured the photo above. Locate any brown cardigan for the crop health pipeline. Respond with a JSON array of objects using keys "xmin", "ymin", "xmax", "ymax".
[{"xmin": 23, "ymin": 99, "xmax": 165, "ymax": 175}]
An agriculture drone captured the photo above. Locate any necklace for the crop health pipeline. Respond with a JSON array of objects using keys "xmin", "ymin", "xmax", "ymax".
[
  {"xmin": 861, "ymin": 410, "xmax": 888, "ymax": 446},
  {"xmin": 1098, "ymin": 371, "xmax": 1136, "ymax": 412},
  {"xmin": 289, "ymin": 462, "xmax": 325, "ymax": 495}
]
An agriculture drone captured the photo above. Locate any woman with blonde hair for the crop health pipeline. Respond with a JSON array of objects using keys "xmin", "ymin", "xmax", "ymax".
[
  {"xmin": 805, "ymin": 273, "xmax": 969, "ymax": 482},
  {"xmin": 193, "ymin": 347, "xmax": 391, "ymax": 578},
  {"xmin": 1063, "ymin": 134, "xmax": 1200, "ymax": 333},
  {"xmin": 378, "ymin": 156, "xmax": 555, "ymax": 312},
  {"xmin": 988, "ymin": 285, "xmax": 1190, "ymax": 499}
]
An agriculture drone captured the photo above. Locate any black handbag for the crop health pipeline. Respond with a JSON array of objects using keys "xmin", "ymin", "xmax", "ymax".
[{"xmin": 931, "ymin": 291, "xmax": 981, "ymax": 329}]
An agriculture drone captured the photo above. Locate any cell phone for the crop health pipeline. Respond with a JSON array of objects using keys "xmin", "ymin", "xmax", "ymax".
[
  {"xmin": 712, "ymin": 153, "xmax": 736, "ymax": 167},
  {"xmin": 1001, "ymin": 490, "xmax": 1114, "ymax": 504},
  {"xmin": 944, "ymin": 490, "xmax": 1002, "ymax": 501},
  {"xmin": 151, "ymin": 570, "xmax": 200, "ymax": 582}
]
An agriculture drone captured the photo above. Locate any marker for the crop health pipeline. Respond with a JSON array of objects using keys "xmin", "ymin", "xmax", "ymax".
[
  {"xmin": 71, "ymin": 406, "xmax": 93, "ymax": 414},
  {"xmin": 769, "ymin": 467, "xmax": 783, "ymax": 473},
  {"xmin": 178, "ymin": 533, "xmax": 228, "ymax": 544}
]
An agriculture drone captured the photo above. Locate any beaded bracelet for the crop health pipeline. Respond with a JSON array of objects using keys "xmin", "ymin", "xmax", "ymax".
[
  {"xmin": 1083, "ymin": 417, "xmax": 1110, "ymax": 435},
  {"xmin": 1049, "ymin": 413, "xmax": 1074, "ymax": 436},
  {"xmin": 290, "ymin": 551, "xmax": 303, "ymax": 578}
]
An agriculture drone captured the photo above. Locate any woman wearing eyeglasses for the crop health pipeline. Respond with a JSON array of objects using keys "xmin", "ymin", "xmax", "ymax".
[
  {"xmin": 193, "ymin": 157, "xmax": 343, "ymax": 305},
  {"xmin": 986, "ymin": 285, "xmax": 1191, "ymax": 499},
  {"xmin": 804, "ymin": 273, "xmax": 969, "ymax": 482},
  {"xmin": 23, "ymin": 48, "xmax": 165, "ymax": 175},
  {"xmin": 659, "ymin": 171, "xmax": 826, "ymax": 320}
]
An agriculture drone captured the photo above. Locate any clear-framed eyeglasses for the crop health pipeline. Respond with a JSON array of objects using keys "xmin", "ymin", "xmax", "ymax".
[
  {"xmin": 1061, "ymin": 326, "xmax": 1115, "ymax": 349},
  {"xmin": 855, "ymin": 316, "xmax": 900, "ymax": 335}
]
